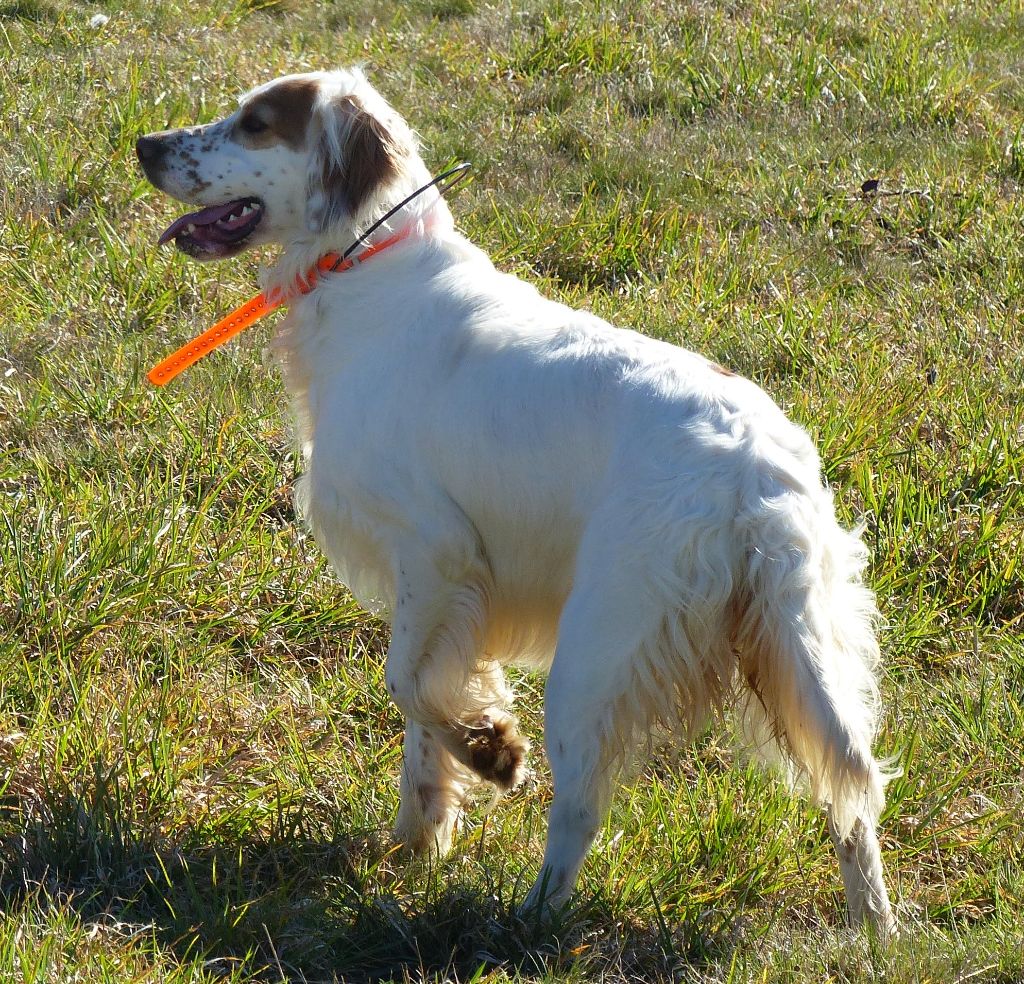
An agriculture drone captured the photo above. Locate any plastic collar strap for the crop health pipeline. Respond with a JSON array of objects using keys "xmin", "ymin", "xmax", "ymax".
[{"xmin": 146, "ymin": 228, "xmax": 409, "ymax": 387}]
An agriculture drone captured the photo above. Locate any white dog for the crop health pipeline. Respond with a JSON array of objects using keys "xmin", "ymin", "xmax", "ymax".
[{"xmin": 137, "ymin": 68, "xmax": 896, "ymax": 934}]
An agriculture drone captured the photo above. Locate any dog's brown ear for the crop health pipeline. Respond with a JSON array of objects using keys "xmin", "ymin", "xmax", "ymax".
[{"xmin": 308, "ymin": 95, "xmax": 406, "ymax": 231}]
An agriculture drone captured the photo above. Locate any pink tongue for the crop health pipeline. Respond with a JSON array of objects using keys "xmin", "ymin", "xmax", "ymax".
[{"xmin": 157, "ymin": 200, "xmax": 249, "ymax": 246}]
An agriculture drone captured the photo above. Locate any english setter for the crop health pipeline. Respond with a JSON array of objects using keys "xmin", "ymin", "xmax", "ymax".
[{"xmin": 137, "ymin": 68, "xmax": 896, "ymax": 935}]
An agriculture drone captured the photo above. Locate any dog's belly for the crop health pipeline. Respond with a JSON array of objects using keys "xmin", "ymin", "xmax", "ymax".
[
  {"xmin": 476, "ymin": 523, "xmax": 579, "ymax": 670},
  {"xmin": 483, "ymin": 596, "xmax": 563, "ymax": 670}
]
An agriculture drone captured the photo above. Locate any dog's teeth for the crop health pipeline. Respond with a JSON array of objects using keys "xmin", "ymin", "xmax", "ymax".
[
  {"xmin": 186, "ymin": 223, "xmax": 196, "ymax": 234},
  {"xmin": 240, "ymin": 205, "xmax": 252, "ymax": 216}
]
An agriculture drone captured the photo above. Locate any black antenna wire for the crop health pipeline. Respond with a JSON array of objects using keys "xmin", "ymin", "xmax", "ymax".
[{"xmin": 330, "ymin": 162, "xmax": 473, "ymax": 272}]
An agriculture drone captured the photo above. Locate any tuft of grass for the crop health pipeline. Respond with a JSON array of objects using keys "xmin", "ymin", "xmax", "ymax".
[
  {"xmin": 0, "ymin": 0, "xmax": 57, "ymax": 21},
  {"xmin": 1, "ymin": 0, "xmax": 1023, "ymax": 981}
]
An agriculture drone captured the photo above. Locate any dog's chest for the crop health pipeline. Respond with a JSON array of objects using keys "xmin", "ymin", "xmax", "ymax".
[{"xmin": 281, "ymin": 317, "xmax": 578, "ymax": 611}]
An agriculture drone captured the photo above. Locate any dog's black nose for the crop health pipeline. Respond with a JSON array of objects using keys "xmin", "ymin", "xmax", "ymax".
[{"xmin": 135, "ymin": 135, "xmax": 168, "ymax": 168}]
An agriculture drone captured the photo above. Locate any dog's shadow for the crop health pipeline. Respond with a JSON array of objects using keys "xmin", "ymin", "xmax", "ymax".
[{"xmin": 0, "ymin": 788, "xmax": 717, "ymax": 982}]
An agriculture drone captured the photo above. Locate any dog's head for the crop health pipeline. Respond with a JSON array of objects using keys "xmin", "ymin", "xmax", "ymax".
[{"xmin": 136, "ymin": 69, "xmax": 419, "ymax": 261}]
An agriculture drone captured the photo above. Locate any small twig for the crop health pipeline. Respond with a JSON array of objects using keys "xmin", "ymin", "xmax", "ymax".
[
  {"xmin": 869, "ymin": 188, "xmax": 931, "ymax": 198},
  {"xmin": 956, "ymin": 965, "xmax": 999, "ymax": 984},
  {"xmin": 262, "ymin": 923, "xmax": 288, "ymax": 983},
  {"xmin": 824, "ymin": 187, "xmax": 934, "ymax": 203}
]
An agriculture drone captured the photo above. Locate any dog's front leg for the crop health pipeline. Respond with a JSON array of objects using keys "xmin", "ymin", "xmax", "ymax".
[
  {"xmin": 384, "ymin": 554, "xmax": 529, "ymax": 852},
  {"xmin": 393, "ymin": 718, "xmax": 470, "ymax": 857},
  {"xmin": 393, "ymin": 659, "xmax": 526, "ymax": 855}
]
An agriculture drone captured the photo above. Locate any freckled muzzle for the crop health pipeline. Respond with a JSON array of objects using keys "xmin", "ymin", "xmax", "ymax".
[{"xmin": 136, "ymin": 131, "xmax": 266, "ymax": 260}]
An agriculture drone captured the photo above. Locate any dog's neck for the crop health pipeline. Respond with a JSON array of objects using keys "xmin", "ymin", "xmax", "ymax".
[{"xmin": 263, "ymin": 176, "xmax": 456, "ymax": 297}]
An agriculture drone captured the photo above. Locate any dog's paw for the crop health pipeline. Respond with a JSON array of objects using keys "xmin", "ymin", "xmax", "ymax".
[
  {"xmin": 519, "ymin": 866, "xmax": 571, "ymax": 920},
  {"xmin": 393, "ymin": 797, "xmax": 459, "ymax": 858},
  {"xmin": 462, "ymin": 714, "xmax": 530, "ymax": 791},
  {"xmin": 393, "ymin": 776, "xmax": 462, "ymax": 858},
  {"xmin": 392, "ymin": 821, "xmax": 457, "ymax": 859}
]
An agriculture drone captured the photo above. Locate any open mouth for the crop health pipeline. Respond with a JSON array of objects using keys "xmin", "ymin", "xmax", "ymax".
[{"xmin": 157, "ymin": 197, "xmax": 264, "ymax": 259}]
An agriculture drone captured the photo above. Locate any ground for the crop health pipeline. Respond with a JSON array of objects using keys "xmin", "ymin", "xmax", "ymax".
[{"xmin": 1, "ymin": 0, "xmax": 1022, "ymax": 981}]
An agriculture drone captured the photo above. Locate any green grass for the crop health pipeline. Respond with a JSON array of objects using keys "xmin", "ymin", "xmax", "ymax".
[{"xmin": 1, "ymin": 0, "xmax": 1023, "ymax": 980}]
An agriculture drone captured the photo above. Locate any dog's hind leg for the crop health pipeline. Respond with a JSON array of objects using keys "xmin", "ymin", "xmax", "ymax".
[
  {"xmin": 522, "ymin": 566, "xmax": 663, "ymax": 913},
  {"xmin": 829, "ymin": 815, "xmax": 898, "ymax": 937}
]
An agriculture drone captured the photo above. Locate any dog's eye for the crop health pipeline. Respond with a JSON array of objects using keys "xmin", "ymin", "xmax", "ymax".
[{"xmin": 240, "ymin": 115, "xmax": 268, "ymax": 135}]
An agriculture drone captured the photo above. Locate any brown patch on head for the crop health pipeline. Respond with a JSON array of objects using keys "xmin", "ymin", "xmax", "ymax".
[
  {"xmin": 236, "ymin": 78, "xmax": 319, "ymax": 151},
  {"xmin": 708, "ymin": 360, "xmax": 737, "ymax": 377},
  {"xmin": 313, "ymin": 95, "xmax": 407, "ymax": 228}
]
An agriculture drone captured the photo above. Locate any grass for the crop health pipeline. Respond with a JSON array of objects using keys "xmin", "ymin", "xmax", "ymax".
[{"xmin": 1, "ymin": 0, "xmax": 1023, "ymax": 979}]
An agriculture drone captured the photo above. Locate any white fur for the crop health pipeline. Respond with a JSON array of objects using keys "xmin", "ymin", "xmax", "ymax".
[{"xmin": 141, "ymin": 68, "xmax": 897, "ymax": 935}]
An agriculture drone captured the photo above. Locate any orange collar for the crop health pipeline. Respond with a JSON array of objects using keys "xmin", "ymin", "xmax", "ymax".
[{"xmin": 146, "ymin": 227, "xmax": 411, "ymax": 387}]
